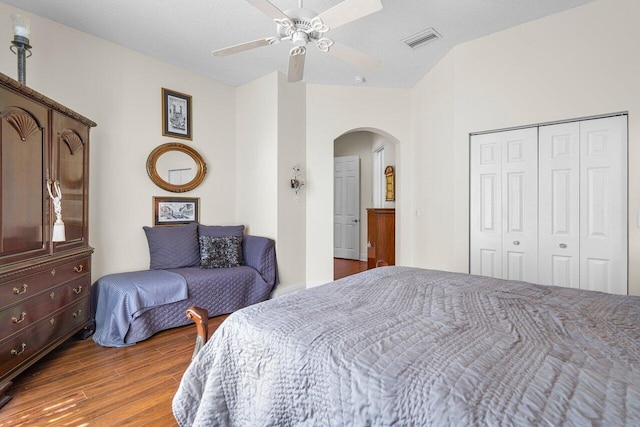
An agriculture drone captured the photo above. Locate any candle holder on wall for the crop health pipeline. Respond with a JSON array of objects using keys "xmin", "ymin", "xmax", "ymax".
[{"xmin": 290, "ymin": 165, "xmax": 305, "ymax": 195}]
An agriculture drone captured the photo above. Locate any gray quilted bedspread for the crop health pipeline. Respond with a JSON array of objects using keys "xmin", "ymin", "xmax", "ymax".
[{"xmin": 172, "ymin": 267, "xmax": 640, "ymax": 426}]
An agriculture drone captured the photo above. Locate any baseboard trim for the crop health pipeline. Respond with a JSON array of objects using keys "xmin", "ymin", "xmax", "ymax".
[{"xmin": 272, "ymin": 282, "xmax": 306, "ymax": 297}]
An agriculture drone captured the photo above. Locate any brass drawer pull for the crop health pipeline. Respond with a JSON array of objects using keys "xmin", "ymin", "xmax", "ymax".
[
  {"xmin": 11, "ymin": 343, "xmax": 26, "ymax": 356},
  {"xmin": 13, "ymin": 284, "xmax": 28, "ymax": 295},
  {"xmin": 72, "ymin": 309, "xmax": 83, "ymax": 318},
  {"xmin": 73, "ymin": 285, "xmax": 83, "ymax": 295},
  {"xmin": 74, "ymin": 265, "xmax": 84, "ymax": 273},
  {"xmin": 11, "ymin": 312, "xmax": 27, "ymax": 324},
  {"xmin": 51, "ymin": 269, "xmax": 56, "ymax": 276}
]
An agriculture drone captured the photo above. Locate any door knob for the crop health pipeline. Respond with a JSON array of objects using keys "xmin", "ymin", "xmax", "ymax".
[
  {"xmin": 559, "ymin": 243, "xmax": 567, "ymax": 249},
  {"xmin": 513, "ymin": 241, "xmax": 520, "ymax": 245},
  {"xmin": 353, "ymin": 219, "xmax": 359, "ymax": 223}
]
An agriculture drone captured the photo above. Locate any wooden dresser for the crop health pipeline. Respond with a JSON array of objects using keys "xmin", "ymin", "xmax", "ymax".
[
  {"xmin": 0, "ymin": 72, "xmax": 96, "ymax": 407},
  {"xmin": 367, "ymin": 208, "xmax": 395, "ymax": 269}
]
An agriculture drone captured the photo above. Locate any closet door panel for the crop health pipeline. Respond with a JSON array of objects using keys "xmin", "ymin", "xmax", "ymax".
[
  {"xmin": 501, "ymin": 128, "xmax": 538, "ymax": 282},
  {"xmin": 579, "ymin": 116, "xmax": 627, "ymax": 294},
  {"xmin": 470, "ymin": 133, "xmax": 502, "ymax": 278},
  {"xmin": 539, "ymin": 122, "xmax": 580, "ymax": 288}
]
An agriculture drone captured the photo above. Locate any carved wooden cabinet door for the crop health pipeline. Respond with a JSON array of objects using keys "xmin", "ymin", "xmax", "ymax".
[
  {"xmin": 51, "ymin": 111, "xmax": 90, "ymax": 253},
  {"xmin": 0, "ymin": 91, "xmax": 50, "ymax": 265}
]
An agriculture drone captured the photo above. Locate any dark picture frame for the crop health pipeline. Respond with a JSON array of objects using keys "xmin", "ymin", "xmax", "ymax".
[
  {"xmin": 162, "ymin": 88, "xmax": 192, "ymax": 140},
  {"xmin": 153, "ymin": 196, "xmax": 199, "ymax": 226}
]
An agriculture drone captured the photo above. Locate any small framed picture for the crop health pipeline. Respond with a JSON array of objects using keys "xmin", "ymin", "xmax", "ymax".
[
  {"xmin": 153, "ymin": 196, "xmax": 199, "ymax": 226},
  {"xmin": 162, "ymin": 88, "xmax": 192, "ymax": 140}
]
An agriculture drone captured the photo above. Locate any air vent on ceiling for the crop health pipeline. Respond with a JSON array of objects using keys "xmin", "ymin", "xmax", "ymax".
[{"xmin": 403, "ymin": 28, "xmax": 441, "ymax": 49}]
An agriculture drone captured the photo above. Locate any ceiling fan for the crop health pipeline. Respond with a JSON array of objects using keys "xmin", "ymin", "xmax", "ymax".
[{"xmin": 212, "ymin": 0, "xmax": 383, "ymax": 82}]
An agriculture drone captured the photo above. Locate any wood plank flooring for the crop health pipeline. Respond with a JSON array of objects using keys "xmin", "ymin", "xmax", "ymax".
[
  {"xmin": 334, "ymin": 258, "xmax": 368, "ymax": 280},
  {"xmin": 1, "ymin": 261, "xmax": 363, "ymax": 425},
  {"xmin": 0, "ymin": 315, "xmax": 228, "ymax": 426}
]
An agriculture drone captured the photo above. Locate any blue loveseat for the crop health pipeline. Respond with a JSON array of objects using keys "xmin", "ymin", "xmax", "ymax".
[{"xmin": 92, "ymin": 223, "xmax": 277, "ymax": 346}]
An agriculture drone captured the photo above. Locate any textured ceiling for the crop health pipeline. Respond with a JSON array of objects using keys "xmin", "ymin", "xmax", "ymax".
[{"xmin": 2, "ymin": 0, "xmax": 596, "ymax": 88}]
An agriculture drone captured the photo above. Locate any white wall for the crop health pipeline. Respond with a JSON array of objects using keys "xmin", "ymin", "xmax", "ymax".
[
  {"xmin": 276, "ymin": 73, "xmax": 306, "ymax": 293},
  {"xmin": 306, "ymin": 85, "xmax": 412, "ymax": 287},
  {"xmin": 0, "ymin": 3, "xmax": 237, "ymax": 281},
  {"xmin": 411, "ymin": 0, "xmax": 640, "ymax": 294},
  {"xmin": 236, "ymin": 72, "xmax": 307, "ymax": 295},
  {"xmin": 236, "ymin": 73, "xmax": 278, "ymax": 238}
]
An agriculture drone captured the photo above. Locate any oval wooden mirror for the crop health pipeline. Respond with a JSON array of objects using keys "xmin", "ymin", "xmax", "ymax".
[{"xmin": 146, "ymin": 143, "xmax": 207, "ymax": 192}]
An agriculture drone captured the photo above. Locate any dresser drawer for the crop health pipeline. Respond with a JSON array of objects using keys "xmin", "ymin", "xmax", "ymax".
[
  {"xmin": 0, "ymin": 256, "xmax": 90, "ymax": 310},
  {"xmin": 0, "ymin": 297, "xmax": 89, "ymax": 380},
  {"xmin": 0, "ymin": 275, "xmax": 90, "ymax": 340}
]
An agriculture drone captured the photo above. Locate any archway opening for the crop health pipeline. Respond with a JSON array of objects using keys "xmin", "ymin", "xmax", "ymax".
[{"xmin": 332, "ymin": 128, "xmax": 400, "ymax": 279}]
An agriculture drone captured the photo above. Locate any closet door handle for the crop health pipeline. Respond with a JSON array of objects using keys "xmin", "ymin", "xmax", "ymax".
[
  {"xmin": 559, "ymin": 243, "xmax": 567, "ymax": 249},
  {"xmin": 513, "ymin": 241, "xmax": 520, "ymax": 246}
]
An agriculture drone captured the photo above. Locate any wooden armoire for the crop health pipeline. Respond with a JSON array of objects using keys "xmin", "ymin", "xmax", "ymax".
[
  {"xmin": 0, "ymin": 72, "xmax": 96, "ymax": 407},
  {"xmin": 367, "ymin": 208, "xmax": 395, "ymax": 269}
]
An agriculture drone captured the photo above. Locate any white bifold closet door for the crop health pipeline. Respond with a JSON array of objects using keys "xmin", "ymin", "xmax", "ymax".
[
  {"xmin": 539, "ymin": 116, "xmax": 627, "ymax": 294},
  {"xmin": 470, "ymin": 127, "xmax": 539, "ymax": 282},
  {"xmin": 471, "ymin": 115, "xmax": 627, "ymax": 294}
]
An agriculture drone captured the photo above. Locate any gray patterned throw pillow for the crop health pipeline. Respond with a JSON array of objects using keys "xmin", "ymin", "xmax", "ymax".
[{"xmin": 199, "ymin": 235, "xmax": 243, "ymax": 268}]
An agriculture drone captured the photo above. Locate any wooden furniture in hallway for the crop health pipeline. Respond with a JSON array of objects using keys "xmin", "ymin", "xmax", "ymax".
[{"xmin": 366, "ymin": 208, "xmax": 395, "ymax": 269}]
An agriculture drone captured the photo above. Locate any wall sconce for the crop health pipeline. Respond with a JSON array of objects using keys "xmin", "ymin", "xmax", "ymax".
[
  {"xmin": 290, "ymin": 165, "xmax": 305, "ymax": 195},
  {"xmin": 9, "ymin": 14, "xmax": 32, "ymax": 85}
]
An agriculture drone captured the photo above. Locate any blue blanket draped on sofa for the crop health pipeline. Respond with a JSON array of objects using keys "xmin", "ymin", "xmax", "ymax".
[{"xmin": 93, "ymin": 270, "xmax": 188, "ymax": 347}]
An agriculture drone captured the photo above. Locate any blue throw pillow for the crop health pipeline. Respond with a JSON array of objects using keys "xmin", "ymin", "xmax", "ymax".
[
  {"xmin": 143, "ymin": 222, "xmax": 200, "ymax": 269},
  {"xmin": 198, "ymin": 224, "xmax": 244, "ymax": 238},
  {"xmin": 199, "ymin": 235, "xmax": 243, "ymax": 269}
]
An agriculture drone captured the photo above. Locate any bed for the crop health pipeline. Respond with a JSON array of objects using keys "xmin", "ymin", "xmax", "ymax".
[{"xmin": 172, "ymin": 267, "xmax": 640, "ymax": 426}]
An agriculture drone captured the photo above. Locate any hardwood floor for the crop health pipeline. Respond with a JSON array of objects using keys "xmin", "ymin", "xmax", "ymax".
[
  {"xmin": 0, "ymin": 315, "xmax": 228, "ymax": 426},
  {"xmin": 1, "ymin": 263, "xmax": 363, "ymax": 425},
  {"xmin": 334, "ymin": 258, "xmax": 368, "ymax": 280}
]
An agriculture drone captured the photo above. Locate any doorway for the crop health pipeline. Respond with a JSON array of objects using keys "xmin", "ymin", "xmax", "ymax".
[{"xmin": 333, "ymin": 130, "xmax": 396, "ymax": 279}]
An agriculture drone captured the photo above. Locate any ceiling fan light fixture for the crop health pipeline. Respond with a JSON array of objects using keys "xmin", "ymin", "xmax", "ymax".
[
  {"xmin": 217, "ymin": 0, "xmax": 383, "ymax": 82},
  {"xmin": 292, "ymin": 31, "xmax": 309, "ymax": 46},
  {"xmin": 316, "ymin": 38, "xmax": 334, "ymax": 53},
  {"xmin": 310, "ymin": 17, "xmax": 329, "ymax": 33}
]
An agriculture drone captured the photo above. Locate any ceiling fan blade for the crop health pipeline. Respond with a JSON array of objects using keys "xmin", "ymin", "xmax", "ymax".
[
  {"xmin": 314, "ymin": 0, "xmax": 382, "ymax": 32},
  {"xmin": 287, "ymin": 47, "xmax": 306, "ymax": 82},
  {"xmin": 245, "ymin": 0, "xmax": 294, "ymax": 26},
  {"xmin": 212, "ymin": 37, "xmax": 278, "ymax": 57},
  {"xmin": 325, "ymin": 42, "xmax": 380, "ymax": 71}
]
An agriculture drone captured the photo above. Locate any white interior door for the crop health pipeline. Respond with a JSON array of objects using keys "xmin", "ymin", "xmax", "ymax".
[
  {"xmin": 470, "ymin": 133, "xmax": 503, "ymax": 278},
  {"xmin": 334, "ymin": 156, "xmax": 360, "ymax": 259},
  {"xmin": 539, "ymin": 122, "xmax": 580, "ymax": 288},
  {"xmin": 501, "ymin": 128, "xmax": 539, "ymax": 282},
  {"xmin": 579, "ymin": 116, "xmax": 627, "ymax": 294},
  {"xmin": 471, "ymin": 128, "xmax": 538, "ymax": 282}
]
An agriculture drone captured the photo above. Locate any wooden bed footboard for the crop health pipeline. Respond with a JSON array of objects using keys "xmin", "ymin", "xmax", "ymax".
[{"xmin": 186, "ymin": 306, "xmax": 209, "ymax": 359}]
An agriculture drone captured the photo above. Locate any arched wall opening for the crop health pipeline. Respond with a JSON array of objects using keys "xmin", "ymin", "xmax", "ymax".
[
  {"xmin": 332, "ymin": 128, "xmax": 400, "ymax": 278},
  {"xmin": 304, "ymin": 85, "xmax": 413, "ymax": 288}
]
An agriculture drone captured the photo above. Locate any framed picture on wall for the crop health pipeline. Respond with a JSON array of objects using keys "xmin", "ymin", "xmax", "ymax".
[
  {"xmin": 153, "ymin": 196, "xmax": 199, "ymax": 226},
  {"xmin": 162, "ymin": 88, "xmax": 192, "ymax": 140}
]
